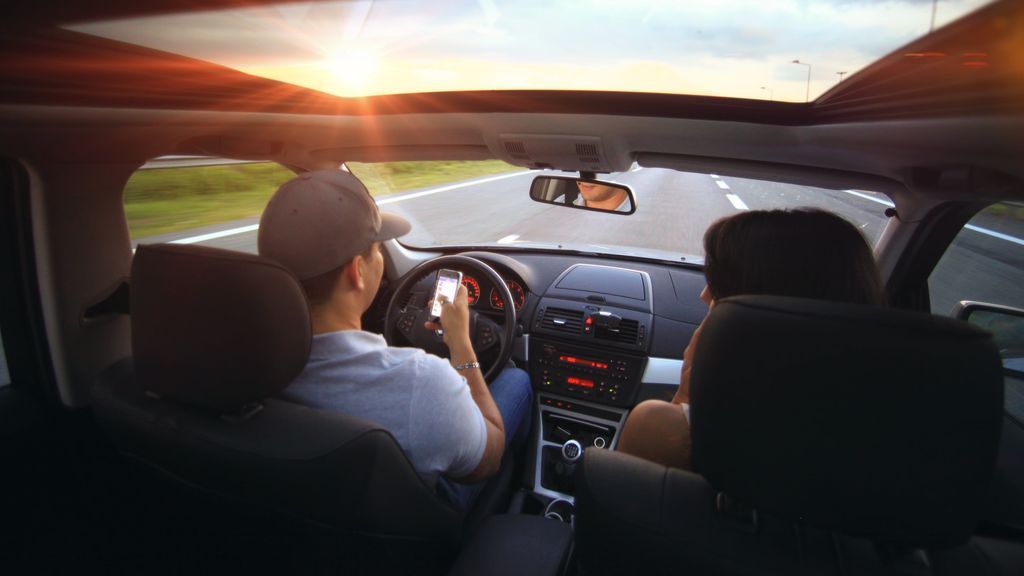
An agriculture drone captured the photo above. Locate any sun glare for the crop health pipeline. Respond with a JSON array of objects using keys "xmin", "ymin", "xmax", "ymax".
[
  {"xmin": 67, "ymin": 0, "xmax": 994, "ymax": 101},
  {"xmin": 324, "ymin": 47, "xmax": 379, "ymax": 90}
]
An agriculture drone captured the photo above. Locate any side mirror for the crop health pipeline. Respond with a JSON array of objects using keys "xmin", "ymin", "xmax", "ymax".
[
  {"xmin": 955, "ymin": 301, "xmax": 1024, "ymax": 375},
  {"xmin": 529, "ymin": 176, "xmax": 636, "ymax": 215}
]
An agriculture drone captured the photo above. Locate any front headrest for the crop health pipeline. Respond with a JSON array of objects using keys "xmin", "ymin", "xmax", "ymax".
[
  {"xmin": 131, "ymin": 244, "xmax": 311, "ymax": 411},
  {"xmin": 690, "ymin": 295, "xmax": 1003, "ymax": 548}
]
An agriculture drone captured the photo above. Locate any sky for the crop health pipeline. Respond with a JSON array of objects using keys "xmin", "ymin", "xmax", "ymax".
[{"xmin": 68, "ymin": 0, "xmax": 992, "ymax": 102}]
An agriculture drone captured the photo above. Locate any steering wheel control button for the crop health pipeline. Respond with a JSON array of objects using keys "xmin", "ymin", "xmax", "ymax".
[
  {"xmin": 476, "ymin": 323, "xmax": 499, "ymax": 348},
  {"xmin": 397, "ymin": 313, "xmax": 416, "ymax": 335},
  {"xmin": 562, "ymin": 439, "xmax": 583, "ymax": 462}
]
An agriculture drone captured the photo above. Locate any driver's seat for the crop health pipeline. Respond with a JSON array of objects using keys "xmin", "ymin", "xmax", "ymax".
[{"xmin": 92, "ymin": 244, "xmax": 462, "ymax": 574}]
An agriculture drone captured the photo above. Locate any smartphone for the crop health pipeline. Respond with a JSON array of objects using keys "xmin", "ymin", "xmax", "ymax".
[{"xmin": 430, "ymin": 269, "xmax": 463, "ymax": 322}]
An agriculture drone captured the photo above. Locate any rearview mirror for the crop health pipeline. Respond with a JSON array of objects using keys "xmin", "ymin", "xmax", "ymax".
[
  {"xmin": 955, "ymin": 301, "xmax": 1024, "ymax": 375},
  {"xmin": 530, "ymin": 176, "xmax": 636, "ymax": 215}
]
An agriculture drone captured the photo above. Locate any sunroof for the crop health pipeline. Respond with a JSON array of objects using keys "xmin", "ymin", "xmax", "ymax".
[{"xmin": 67, "ymin": 0, "xmax": 991, "ymax": 102}]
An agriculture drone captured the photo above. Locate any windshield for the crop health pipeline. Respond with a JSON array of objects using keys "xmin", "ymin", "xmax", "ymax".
[
  {"xmin": 69, "ymin": 0, "xmax": 990, "ymax": 103},
  {"xmin": 347, "ymin": 161, "xmax": 890, "ymax": 263}
]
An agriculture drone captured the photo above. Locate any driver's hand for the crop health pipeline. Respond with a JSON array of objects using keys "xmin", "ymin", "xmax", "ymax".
[{"xmin": 424, "ymin": 284, "xmax": 473, "ymax": 349}]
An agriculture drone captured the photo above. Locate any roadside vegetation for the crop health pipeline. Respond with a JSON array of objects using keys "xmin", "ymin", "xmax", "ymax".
[{"xmin": 124, "ymin": 159, "xmax": 519, "ymax": 239}]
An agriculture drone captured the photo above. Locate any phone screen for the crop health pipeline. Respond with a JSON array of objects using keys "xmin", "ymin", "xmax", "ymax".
[{"xmin": 431, "ymin": 269, "xmax": 463, "ymax": 320}]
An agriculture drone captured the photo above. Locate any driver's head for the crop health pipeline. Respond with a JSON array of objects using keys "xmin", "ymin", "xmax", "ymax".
[
  {"xmin": 576, "ymin": 180, "xmax": 626, "ymax": 205},
  {"xmin": 258, "ymin": 170, "xmax": 410, "ymax": 310}
]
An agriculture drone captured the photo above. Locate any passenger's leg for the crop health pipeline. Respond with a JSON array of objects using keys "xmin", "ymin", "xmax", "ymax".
[
  {"xmin": 616, "ymin": 400, "xmax": 693, "ymax": 470},
  {"xmin": 438, "ymin": 367, "xmax": 533, "ymax": 511}
]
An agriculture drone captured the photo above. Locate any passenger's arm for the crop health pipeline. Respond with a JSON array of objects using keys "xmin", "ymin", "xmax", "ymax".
[
  {"xmin": 425, "ymin": 285, "xmax": 506, "ymax": 482},
  {"xmin": 672, "ymin": 319, "xmax": 706, "ymax": 405}
]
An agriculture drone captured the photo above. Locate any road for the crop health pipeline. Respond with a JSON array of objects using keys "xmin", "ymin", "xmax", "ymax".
[{"xmin": 134, "ymin": 167, "xmax": 1024, "ymax": 316}]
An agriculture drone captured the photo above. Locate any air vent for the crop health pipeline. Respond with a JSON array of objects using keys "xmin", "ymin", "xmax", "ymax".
[
  {"xmin": 540, "ymin": 307, "xmax": 585, "ymax": 335},
  {"xmin": 504, "ymin": 141, "xmax": 529, "ymax": 160},
  {"xmin": 575, "ymin": 143, "xmax": 600, "ymax": 164},
  {"xmin": 595, "ymin": 319, "xmax": 640, "ymax": 345}
]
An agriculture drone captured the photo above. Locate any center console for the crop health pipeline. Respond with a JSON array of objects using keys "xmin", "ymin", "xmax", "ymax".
[{"xmin": 526, "ymin": 263, "xmax": 655, "ymax": 503}]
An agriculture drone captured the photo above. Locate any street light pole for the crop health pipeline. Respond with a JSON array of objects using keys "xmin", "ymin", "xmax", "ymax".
[
  {"xmin": 792, "ymin": 59, "xmax": 811, "ymax": 103},
  {"xmin": 837, "ymin": 71, "xmax": 847, "ymax": 83},
  {"xmin": 760, "ymin": 86, "xmax": 774, "ymax": 101}
]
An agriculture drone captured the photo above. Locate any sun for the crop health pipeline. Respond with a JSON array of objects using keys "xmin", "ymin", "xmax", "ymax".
[{"xmin": 324, "ymin": 47, "xmax": 380, "ymax": 90}]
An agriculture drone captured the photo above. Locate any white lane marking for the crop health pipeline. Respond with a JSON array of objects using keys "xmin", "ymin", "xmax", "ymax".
[
  {"xmin": 167, "ymin": 170, "xmax": 534, "ymax": 244},
  {"xmin": 843, "ymin": 189, "xmax": 894, "ymax": 207},
  {"xmin": 376, "ymin": 170, "xmax": 533, "ymax": 205},
  {"xmin": 710, "ymin": 174, "xmax": 720, "ymax": 179},
  {"xmin": 965, "ymin": 224, "xmax": 1024, "ymax": 247},
  {"xmin": 841, "ymin": 189, "xmax": 1024, "ymax": 247},
  {"xmin": 715, "ymin": 180, "xmax": 730, "ymax": 190},
  {"xmin": 497, "ymin": 234, "xmax": 520, "ymax": 244},
  {"xmin": 726, "ymin": 194, "xmax": 749, "ymax": 210},
  {"xmin": 170, "ymin": 224, "xmax": 259, "ymax": 245}
]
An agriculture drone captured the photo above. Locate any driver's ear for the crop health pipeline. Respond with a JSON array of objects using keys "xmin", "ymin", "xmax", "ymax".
[{"xmin": 345, "ymin": 255, "xmax": 365, "ymax": 291}]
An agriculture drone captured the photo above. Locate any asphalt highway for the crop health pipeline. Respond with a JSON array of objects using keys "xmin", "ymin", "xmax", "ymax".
[{"xmin": 134, "ymin": 167, "xmax": 1023, "ymax": 316}]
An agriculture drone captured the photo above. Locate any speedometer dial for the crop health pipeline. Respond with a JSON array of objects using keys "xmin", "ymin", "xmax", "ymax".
[
  {"xmin": 490, "ymin": 279, "xmax": 526, "ymax": 311},
  {"xmin": 462, "ymin": 275, "xmax": 480, "ymax": 305}
]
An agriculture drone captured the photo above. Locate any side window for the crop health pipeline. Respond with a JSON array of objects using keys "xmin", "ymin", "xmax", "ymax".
[
  {"xmin": 124, "ymin": 157, "xmax": 296, "ymax": 252},
  {"xmin": 928, "ymin": 201, "xmax": 1024, "ymax": 316},
  {"xmin": 930, "ymin": 201, "xmax": 1024, "ymax": 424}
]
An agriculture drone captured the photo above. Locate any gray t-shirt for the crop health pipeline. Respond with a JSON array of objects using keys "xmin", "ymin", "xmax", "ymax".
[{"xmin": 279, "ymin": 330, "xmax": 487, "ymax": 485}]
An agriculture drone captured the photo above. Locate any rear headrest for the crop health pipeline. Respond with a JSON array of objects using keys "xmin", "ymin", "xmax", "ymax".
[
  {"xmin": 689, "ymin": 295, "xmax": 1003, "ymax": 549},
  {"xmin": 131, "ymin": 244, "xmax": 311, "ymax": 411}
]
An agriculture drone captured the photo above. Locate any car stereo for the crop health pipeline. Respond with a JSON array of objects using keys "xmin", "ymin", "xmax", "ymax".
[{"xmin": 529, "ymin": 339, "xmax": 646, "ymax": 407}]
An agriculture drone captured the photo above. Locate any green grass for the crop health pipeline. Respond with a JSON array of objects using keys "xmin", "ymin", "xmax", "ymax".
[
  {"xmin": 124, "ymin": 160, "xmax": 520, "ymax": 239},
  {"xmin": 347, "ymin": 160, "xmax": 519, "ymax": 195}
]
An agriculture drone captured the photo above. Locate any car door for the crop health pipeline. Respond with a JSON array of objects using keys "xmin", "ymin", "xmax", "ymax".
[{"xmin": 928, "ymin": 200, "xmax": 1024, "ymax": 534}]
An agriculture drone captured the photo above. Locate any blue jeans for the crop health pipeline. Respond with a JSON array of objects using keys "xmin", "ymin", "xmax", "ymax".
[{"xmin": 437, "ymin": 367, "xmax": 533, "ymax": 512}]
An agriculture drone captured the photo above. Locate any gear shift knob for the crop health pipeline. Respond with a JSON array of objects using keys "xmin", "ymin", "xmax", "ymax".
[{"xmin": 561, "ymin": 439, "xmax": 583, "ymax": 463}]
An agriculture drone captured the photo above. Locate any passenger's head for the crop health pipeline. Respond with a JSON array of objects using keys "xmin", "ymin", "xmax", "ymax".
[
  {"xmin": 258, "ymin": 170, "xmax": 410, "ymax": 310},
  {"xmin": 702, "ymin": 208, "xmax": 885, "ymax": 306}
]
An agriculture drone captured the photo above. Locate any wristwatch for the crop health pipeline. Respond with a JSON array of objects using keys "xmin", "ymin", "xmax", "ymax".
[{"xmin": 453, "ymin": 361, "xmax": 481, "ymax": 371}]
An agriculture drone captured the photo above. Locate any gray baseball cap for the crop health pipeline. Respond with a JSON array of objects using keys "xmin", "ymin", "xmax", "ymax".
[{"xmin": 258, "ymin": 170, "xmax": 411, "ymax": 280}]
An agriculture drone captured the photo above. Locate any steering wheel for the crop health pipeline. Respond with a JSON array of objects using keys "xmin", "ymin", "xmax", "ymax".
[{"xmin": 384, "ymin": 255, "xmax": 517, "ymax": 382}]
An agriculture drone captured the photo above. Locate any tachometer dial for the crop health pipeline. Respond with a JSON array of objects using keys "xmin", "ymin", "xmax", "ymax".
[
  {"xmin": 490, "ymin": 279, "xmax": 526, "ymax": 311},
  {"xmin": 462, "ymin": 275, "xmax": 480, "ymax": 305}
]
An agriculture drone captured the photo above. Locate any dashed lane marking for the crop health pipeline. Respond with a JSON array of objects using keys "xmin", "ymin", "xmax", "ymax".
[{"xmin": 726, "ymin": 194, "xmax": 749, "ymax": 210}]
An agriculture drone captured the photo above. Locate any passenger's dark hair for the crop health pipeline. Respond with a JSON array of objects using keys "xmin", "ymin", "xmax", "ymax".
[{"xmin": 703, "ymin": 209, "xmax": 886, "ymax": 306}]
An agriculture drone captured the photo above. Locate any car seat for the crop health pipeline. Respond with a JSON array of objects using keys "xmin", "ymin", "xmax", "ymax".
[
  {"xmin": 574, "ymin": 295, "xmax": 1022, "ymax": 575},
  {"xmin": 91, "ymin": 244, "xmax": 462, "ymax": 575}
]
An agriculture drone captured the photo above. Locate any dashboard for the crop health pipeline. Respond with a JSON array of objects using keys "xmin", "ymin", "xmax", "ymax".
[
  {"xmin": 382, "ymin": 245, "xmax": 709, "ymax": 503},
  {"xmin": 385, "ymin": 247, "xmax": 709, "ymax": 397}
]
